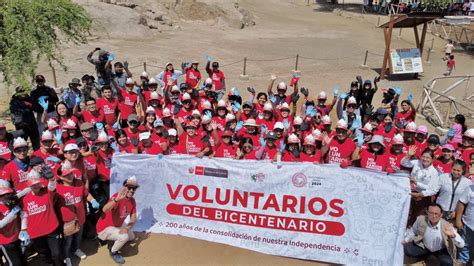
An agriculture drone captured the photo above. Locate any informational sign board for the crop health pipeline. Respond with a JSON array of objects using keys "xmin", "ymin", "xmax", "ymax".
[{"xmin": 389, "ymin": 48, "xmax": 423, "ymax": 74}]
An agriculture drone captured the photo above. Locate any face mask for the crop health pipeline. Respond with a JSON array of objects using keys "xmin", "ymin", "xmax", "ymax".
[{"xmin": 384, "ymin": 123, "xmax": 393, "ymax": 133}]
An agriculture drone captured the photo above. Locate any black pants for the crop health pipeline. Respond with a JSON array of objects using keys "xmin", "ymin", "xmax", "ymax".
[
  {"xmin": 0, "ymin": 240, "xmax": 24, "ymax": 266},
  {"xmin": 404, "ymin": 241, "xmax": 453, "ymax": 266},
  {"xmin": 32, "ymin": 228, "xmax": 63, "ymax": 266},
  {"xmin": 16, "ymin": 124, "xmax": 40, "ymax": 151}
]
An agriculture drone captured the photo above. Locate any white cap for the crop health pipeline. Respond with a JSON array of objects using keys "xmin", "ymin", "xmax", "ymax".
[
  {"xmin": 139, "ymin": 132, "xmax": 151, "ymax": 141},
  {"xmin": 293, "ymin": 116, "xmax": 303, "ymax": 126},
  {"xmin": 146, "ymin": 106, "xmax": 155, "ymax": 114},
  {"xmin": 191, "ymin": 109, "xmax": 201, "ymax": 117},
  {"xmin": 243, "ymin": 119, "xmax": 258, "ymax": 127},
  {"xmin": 13, "ymin": 137, "xmax": 28, "ymax": 149},
  {"xmin": 64, "ymin": 119, "xmax": 77, "ymax": 129},
  {"xmin": 201, "ymin": 114, "xmax": 212, "ymax": 124},
  {"xmin": 405, "ymin": 122, "xmax": 417, "ymax": 133},
  {"xmin": 140, "ymin": 71, "xmax": 149, "ymax": 78},
  {"xmin": 201, "ymin": 100, "xmax": 212, "ymax": 110},
  {"xmin": 126, "ymin": 78, "xmax": 134, "ymax": 85},
  {"xmin": 280, "ymin": 102, "xmax": 290, "ymax": 110},
  {"xmin": 318, "ymin": 91, "xmax": 327, "ymax": 100},
  {"xmin": 277, "ymin": 81, "xmax": 287, "ymax": 90},
  {"xmin": 64, "ymin": 143, "xmax": 79, "ymax": 152},
  {"xmin": 162, "ymin": 108, "xmax": 171, "ymax": 117},
  {"xmin": 312, "ymin": 129, "xmax": 322, "ymax": 140},
  {"xmin": 182, "ymin": 93, "xmax": 191, "ymax": 101},
  {"xmin": 322, "ymin": 115, "xmax": 331, "ymax": 125},
  {"xmin": 41, "ymin": 130, "xmax": 53, "ymax": 141},
  {"xmin": 205, "ymin": 78, "xmax": 213, "ymax": 85},
  {"xmin": 361, "ymin": 123, "xmax": 373, "ymax": 132},
  {"xmin": 304, "ymin": 134, "xmax": 316, "ymax": 146},
  {"xmin": 125, "ymin": 176, "xmax": 138, "ymax": 187},
  {"xmin": 464, "ymin": 128, "xmax": 474, "ymax": 138},
  {"xmin": 47, "ymin": 119, "xmax": 59, "ymax": 129},
  {"xmin": 149, "ymin": 78, "xmax": 158, "ymax": 85},
  {"xmin": 168, "ymin": 128, "xmax": 177, "ymax": 136},
  {"xmin": 97, "ymin": 131, "xmax": 108, "ymax": 142},
  {"xmin": 171, "ymin": 85, "xmax": 179, "ymax": 92},
  {"xmin": 392, "ymin": 134, "xmax": 404, "ymax": 145},
  {"xmin": 274, "ymin": 122, "xmax": 284, "ymax": 130},
  {"xmin": 150, "ymin": 91, "xmax": 159, "ymax": 100},
  {"xmin": 217, "ymin": 100, "xmax": 226, "ymax": 107},
  {"xmin": 27, "ymin": 169, "xmax": 41, "ymax": 179},
  {"xmin": 347, "ymin": 96, "xmax": 357, "ymax": 105},
  {"xmin": 287, "ymin": 134, "xmax": 299, "ymax": 144},
  {"xmin": 225, "ymin": 113, "xmax": 235, "ymax": 122},
  {"xmin": 263, "ymin": 102, "xmax": 273, "ymax": 112},
  {"xmin": 336, "ymin": 119, "xmax": 348, "ymax": 129}
]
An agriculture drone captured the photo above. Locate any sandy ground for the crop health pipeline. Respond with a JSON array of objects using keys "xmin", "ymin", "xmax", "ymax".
[{"xmin": 2, "ymin": 0, "xmax": 474, "ymax": 265}]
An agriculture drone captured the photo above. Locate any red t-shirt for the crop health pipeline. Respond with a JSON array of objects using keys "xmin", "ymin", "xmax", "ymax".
[
  {"xmin": 281, "ymin": 151, "xmax": 299, "ymax": 162},
  {"xmin": 387, "ymin": 150, "xmax": 406, "ymax": 172},
  {"xmin": 163, "ymin": 71, "xmax": 176, "ymax": 87},
  {"xmin": 326, "ymin": 138, "xmax": 356, "ymax": 164},
  {"xmin": 2, "ymin": 160, "xmax": 29, "ymax": 191},
  {"xmin": 119, "ymin": 90, "xmax": 138, "ymax": 120},
  {"xmin": 186, "ymin": 68, "xmax": 201, "ymax": 88},
  {"xmin": 359, "ymin": 149, "xmax": 389, "ymax": 172},
  {"xmin": 415, "ymin": 140, "xmax": 428, "ymax": 158},
  {"xmin": 119, "ymin": 142, "xmax": 136, "ymax": 153},
  {"xmin": 242, "ymin": 150, "xmax": 258, "ymax": 160},
  {"xmin": 262, "ymin": 146, "xmax": 279, "ymax": 161},
  {"xmin": 22, "ymin": 189, "xmax": 59, "ymax": 239},
  {"xmin": 300, "ymin": 151, "xmax": 322, "ymax": 163},
  {"xmin": 0, "ymin": 203, "xmax": 20, "ymax": 244},
  {"xmin": 96, "ymin": 150, "xmax": 113, "ymax": 181},
  {"xmin": 395, "ymin": 110, "xmax": 414, "ymax": 127},
  {"xmin": 0, "ymin": 140, "xmax": 12, "ymax": 161},
  {"xmin": 80, "ymin": 110, "xmax": 104, "ymax": 125},
  {"xmin": 82, "ymin": 154, "xmax": 98, "ymax": 181},
  {"xmin": 139, "ymin": 143, "xmax": 163, "ymax": 155},
  {"xmin": 214, "ymin": 143, "xmax": 237, "ymax": 158},
  {"xmin": 56, "ymin": 182, "xmax": 87, "ymax": 225},
  {"xmin": 96, "ymin": 193, "xmax": 136, "ymax": 234},
  {"xmin": 96, "ymin": 97, "xmax": 119, "ymax": 126},
  {"xmin": 124, "ymin": 128, "xmax": 139, "ymax": 143},
  {"xmin": 176, "ymin": 134, "xmax": 207, "ymax": 155},
  {"xmin": 433, "ymin": 159, "xmax": 453, "ymax": 174},
  {"xmin": 210, "ymin": 70, "xmax": 225, "ymax": 91}
]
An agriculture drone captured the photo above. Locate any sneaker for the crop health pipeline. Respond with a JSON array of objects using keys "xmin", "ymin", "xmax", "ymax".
[
  {"xmin": 74, "ymin": 249, "xmax": 87, "ymax": 260},
  {"xmin": 64, "ymin": 257, "xmax": 72, "ymax": 266},
  {"xmin": 109, "ymin": 251, "xmax": 125, "ymax": 265}
]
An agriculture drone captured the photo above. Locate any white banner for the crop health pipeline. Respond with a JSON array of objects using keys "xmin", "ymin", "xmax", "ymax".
[{"xmin": 110, "ymin": 154, "xmax": 411, "ymax": 265}]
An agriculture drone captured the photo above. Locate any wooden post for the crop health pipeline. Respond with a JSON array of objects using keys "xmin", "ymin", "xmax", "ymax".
[
  {"xmin": 419, "ymin": 22, "xmax": 428, "ymax": 56},
  {"xmin": 295, "ymin": 54, "xmax": 299, "ymax": 71},
  {"xmin": 243, "ymin": 57, "xmax": 247, "ymax": 76},
  {"xmin": 49, "ymin": 62, "xmax": 58, "ymax": 88},
  {"xmin": 381, "ymin": 15, "xmax": 395, "ymax": 79},
  {"xmin": 143, "ymin": 62, "xmax": 147, "ymax": 72}
]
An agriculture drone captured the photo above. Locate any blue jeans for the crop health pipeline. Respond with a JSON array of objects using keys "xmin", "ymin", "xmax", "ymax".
[
  {"xmin": 459, "ymin": 225, "xmax": 474, "ymax": 265},
  {"xmin": 404, "ymin": 241, "xmax": 453, "ymax": 266},
  {"xmin": 63, "ymin": 225, "xmax": 84, "ymax": 258}
]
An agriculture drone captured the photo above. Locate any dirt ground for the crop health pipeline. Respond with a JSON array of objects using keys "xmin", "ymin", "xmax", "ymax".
[{"xmin": 2, "ymin": 0, "xmax": 474, "ymax": 265}]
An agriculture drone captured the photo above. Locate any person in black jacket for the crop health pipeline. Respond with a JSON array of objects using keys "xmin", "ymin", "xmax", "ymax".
[
  {"xmin": 30, "ymin": 75, "xmax": 59, "ymax": 134},
  {"xmin": 10, "ymin": 86, "xmax": 40, "ymax": 151}
]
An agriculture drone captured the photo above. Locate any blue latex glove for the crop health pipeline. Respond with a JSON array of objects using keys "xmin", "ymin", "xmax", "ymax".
[
  {"xmin": 407, "ymin": 94, "xmax": 413, "ymax": 103},
  {"xmin": 204, "ymin": 110, "xmax": 212, "ymax": 118},
  {"xmin": 259, "ymin": 136, "xmax": 266, "ymax": 147},
  {"xmin": 157, "ymin": 154, "xmax": 164, "ymax": 160},
  {"xmin": 340, "ymin": 92, "xmax": 349, "ymax": 100},
  {"xmin": 112, "ymin": 122, "xmax": 121, "ymax": 130},
  {"xmin": 11, "ymin": 205, "xmax": 21, "ymax": 215},
  {"xmin": 232, "ymin": 102, "xmax": 241, "ymax": 112},
  {"xmin": 269, "ymin": 95, "xmax": 277, "ymax": 104},
  {"xmin": 75, "ymin": 94, "xmax": 81, "ymax": 105},
  {"xmin": 19, "ymin": 231, "xmax": 30, "ymax": 246},
  {"xmin": 38, "ymin": 97, "xmax": 49, "ymax": 111},
  {"xmin": 305, "ymin": 106, "xmax": 315, "ymax": 117},
  {"xmin": 350, "ymin": 117, "xmax": 361, "ymax": 131},
  {"xmin": 235, "ymin": 121, "xmax": 243, "ymax": 132},
  {"xmin": 356, "ymin": 131, "xmax": 364, "ymax": 147},
  {"xmin": 110, "ymin": 142, "xmax": 119, "ymax": 153},
  {"xmin": 447, "ymin": 127, "xmax": 455, "ymax": 137},
  {"xmin": 279, "ymin": 140, "xmax": 286, "ymax": 152},
  {"xmin": 46, "ymin": 156, "xmax": 61, "ymax": 163},
  {"xmin": 283, "ymin": 118, "xmax": 290, "ymax": 130},
  {"xmin": 107, "ymin": 52, "xmax": 115, "ymax": 62},
  {"xmin": 261, "ymin": 124, "xmax": 268, "ymax": 134},
  {"xmin": 206, "ymin": 55, "xmax": 212, "ymax": 62},
  {"xmin": 395, "ymin": 87, "xmax": 402, "ymax": 96},
  {"xmin": 96, "ymin": 122, "xmax": 104, "ymax": 131},
  {"xmin": 233, "ymin": 87, "xmax": 240, "ymax": 96},
  {"xmin": 333, "ymin": 86, "xmax": 340, "ymax": 97},
  {"xmin": 53, "ymin": 130, "xmax": 62, "ymax": 144},
  {"xmin": 175, "ymin": 99, "xmax": 182, "ymax": 106},
  {"xmin": 133, "ymin": 86, "xmax": 142, "ymax": 95},
  {"xmin": 171, "ymin": 72, "xmax": 179, "ymax": 81},
  {"xmin": 91, "ymin": 199, "xmax": 100, "ymax": 209},
  {"xmin": 216, "ymin": 91, "xmax": 224, "ymax": 101}
]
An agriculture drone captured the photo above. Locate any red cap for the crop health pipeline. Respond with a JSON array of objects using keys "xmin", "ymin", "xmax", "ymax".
[
  {"xmin": 222, "ymin": 130, "xmax": 233, "ymax": 137},
  {"xmin": 0, "ymin": 187, "xmax": 13, "ymax": 196}
]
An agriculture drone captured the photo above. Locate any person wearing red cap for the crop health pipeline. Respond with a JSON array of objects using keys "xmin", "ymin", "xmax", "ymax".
[
  {"xmin": 97, "ymin": 177, "xmax": 138, "ymax": 265},
  {"xmin": 0, "ymin": 123, "xmax": 12, "ymax": 162},
  {"xmin": 175, "ymin": 119, "xmax": 210, "ymax": 157},
  {"xmin": 414, "ymin": 125, "xmax": 429, "ymax": 158},
  {"xmin": 434, "ymin": 144, "xmax": 455, "ymax": 174},
  {"xmin": 321, "ymin": 119, "xmax": 357, "ymax": 165},
  {"xmin": 213, "ymin": 130, "xmax": 237, "ymax": 158},
  {"xmin": 299, "ymin": 134, "xmax": 321, "ymax": 164},
  {"xmin": 22, "ymin": 170, "xmax": 63, "ymax": 266},
  {"xmin": 96, "ymin": 86, "xmax": 120, "ymax": 127},
  {"xmin": 0, "ymin": 186, "xmax": 24, "ymax": 266},
  {"xmin": 2, "ymin": 138, "xmax": 30, "ymax": 192}
]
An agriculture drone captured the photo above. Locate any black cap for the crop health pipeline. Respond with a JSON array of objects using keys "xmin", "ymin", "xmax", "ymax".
[
  {"xmin": 29, "ymin": 157, "xmax": 44, "ymax": 167},
  {"xmin": 266, "ymin": 131, "xmax": 277, "ymax": 140},
  {"xmin": 75, "ymin": 137, "xmax": 86, "ymax": 145},
  {"xmin": 428, "ymin": 134, "xmax": 440, "ymax": 145},
  {"xmin": 212, "ymin": 62, "xmax": 219, "ymax": 68},
  {"xmin": 350, "ymin": 81, "xmax": 358, "ymax": 87},
  {"xmin": 35, "ymin": 75, "xmax": 45, "ymax": 81}
]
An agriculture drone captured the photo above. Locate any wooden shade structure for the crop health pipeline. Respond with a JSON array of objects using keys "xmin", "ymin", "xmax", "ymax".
[{"xmin": 379, "ymin": 12, "xmax": 442, "ymax": 79}]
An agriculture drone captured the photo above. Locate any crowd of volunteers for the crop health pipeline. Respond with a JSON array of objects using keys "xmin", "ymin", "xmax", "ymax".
[{"xmin": 1, "ymin": 47, "xmax": 473, "ymax": 265}]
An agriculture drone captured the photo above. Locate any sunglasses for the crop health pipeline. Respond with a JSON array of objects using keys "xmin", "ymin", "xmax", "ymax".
[
  {"xmin": 347, "ymin": 104, "xmax": 356, "ymax": 109},
  {"xmin": 126, "ymin": 186, "xmax": 138, "ymax": 191},
  {"xmin": 78, "ymin": 143, "xmax": 88, "ymax": 148},
  {"xmin": 14, "ymin": 147, "xmax": 28, "ymax": 153},
  {"xmin": 129, "ymin": 121, "xmax": 138, "ymax": 125}
]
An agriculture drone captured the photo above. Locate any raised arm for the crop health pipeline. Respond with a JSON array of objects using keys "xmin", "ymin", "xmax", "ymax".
[{"xmin": 267, "ymin": 74, "xmax": 276, "ymax": 96}]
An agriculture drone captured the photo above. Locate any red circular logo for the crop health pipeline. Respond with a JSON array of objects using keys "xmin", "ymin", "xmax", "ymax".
[{"xmin": 292, "ymin": 172, "xmax": 307, "ymax": 187}]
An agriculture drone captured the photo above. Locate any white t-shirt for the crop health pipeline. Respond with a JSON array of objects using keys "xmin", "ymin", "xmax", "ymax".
[
  {"xmin": 459, "ymin": 185, "xmax": 474, "ymax": 230},
  {"xmin": 445, "ymin": 43, "xmax": 454, "ymax": 54}
]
